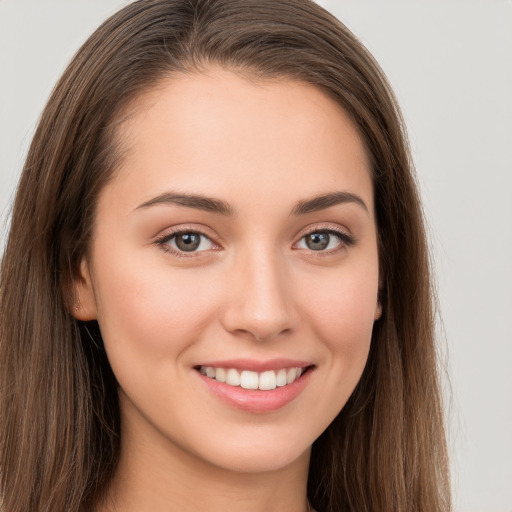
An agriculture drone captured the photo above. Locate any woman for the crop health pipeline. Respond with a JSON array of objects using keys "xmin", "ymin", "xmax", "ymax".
[{"xmin": 0, "ymin": 1, "xmax": 451, "ymax": 511}]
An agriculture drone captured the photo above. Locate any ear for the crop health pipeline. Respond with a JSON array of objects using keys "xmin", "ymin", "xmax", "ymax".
[
  {"xmin": 374, "ymin": 299, "xmax": 382, "ymax": 321},
  {"xmin": 374, "ymin": 286, "xmax": 383, "ymax": 321},
  {"xmin": 70, "ymin": 258, "xmax": 97, "ymax": 321}
]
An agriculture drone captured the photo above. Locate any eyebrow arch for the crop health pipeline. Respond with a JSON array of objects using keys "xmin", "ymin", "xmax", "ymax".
[
  {"xmin": 134, "ymin": 191, "xmax": 234, "ymax": 216},
  {"xmin": 134, "ymin": 189, "xmax": 368, "ymax": 217},
  {"xmin": 291, "ymin": 191, "xmax": 369, "ymax": 215}
]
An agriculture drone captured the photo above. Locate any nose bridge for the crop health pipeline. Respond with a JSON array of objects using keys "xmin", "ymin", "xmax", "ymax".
[{"xmin": 222, "ymin": 244, "xmax": 296, "ymax": 341}]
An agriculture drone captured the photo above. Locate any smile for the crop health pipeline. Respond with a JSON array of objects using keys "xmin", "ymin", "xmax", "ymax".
[
  {"xmin": 199, "ymin": 366, "xmax": 305, "ymax": 391},
  {"xmin": 195, "ymin": 361, "xmax": 314, "ymax": 413}
]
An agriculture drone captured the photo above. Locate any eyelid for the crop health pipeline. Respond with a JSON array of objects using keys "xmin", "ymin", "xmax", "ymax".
[
  {"xmin": 293, "ymin": 224, "xmax": 356, "ymax": 252},
  {"xmin": 154, "ymin": 224, "xmax": 222, "ymax": 257},
  {"xmin": 152, "ymin": 222, "xmax": 355, "ymax": 258}
]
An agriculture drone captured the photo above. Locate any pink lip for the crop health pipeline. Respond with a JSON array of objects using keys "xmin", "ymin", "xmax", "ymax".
[
  {"xmin": 194, "ymin": 363, "xmax": 314, "ymax": 414},
  {"xmin": 196, "ymin": 358, "xmax": 312, "ymax": 372}
]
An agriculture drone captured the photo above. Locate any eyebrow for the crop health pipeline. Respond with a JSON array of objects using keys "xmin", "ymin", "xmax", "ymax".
[
  {"xmin": 134, "ymin": 190, "xmax": 368, "ymax": 216},
  {"xmin": 290, "ymin": 191, "xmax": 368, "ymax": 215},
  {"xmin": 135, "ymin": 192, "xmax": 234, "ymax": 215}
]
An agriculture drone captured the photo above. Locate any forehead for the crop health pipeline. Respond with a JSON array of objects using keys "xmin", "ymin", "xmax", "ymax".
[{"xmin": 105, "ymin": 68, "xmax": 373, "ymax": 216}]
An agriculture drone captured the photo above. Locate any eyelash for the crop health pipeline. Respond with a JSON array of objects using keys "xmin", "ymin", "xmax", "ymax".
[
  {"xmin": 155, "ymin": 228, "xmax": 219, "ymax": 258},
  {"xmin": 155, "ymin": 226, "xmax": 356, "ymax": 258},
  {"xmin": 296, "ymin": 227, "xmax": 356, "ymax": 254}
]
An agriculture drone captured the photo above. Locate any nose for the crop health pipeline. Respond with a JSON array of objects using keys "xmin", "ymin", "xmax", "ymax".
[{"xmin": 221, "ymin": 249, "xmax": 298, "ymax": 342}]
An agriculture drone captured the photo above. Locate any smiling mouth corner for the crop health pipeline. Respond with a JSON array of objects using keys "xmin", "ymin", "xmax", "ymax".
[{"xmin": 194, "ymin": 364, "xmax": 314, "ymax": 391}]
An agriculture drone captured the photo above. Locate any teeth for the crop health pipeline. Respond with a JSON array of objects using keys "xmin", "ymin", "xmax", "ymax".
[
  {"xmin": 286, "ymin": 367, "xmax": 297, "ymax": 384},
  {"xmin": 259, "ymin": 370, "xmax": 277, "ymax": 390},
  {"xmin": 240, "ymin": 370, "xmax": 259, "ymax": 390},
  {"xmin": 276, "ymin": 368, "xmax": 287, "ymax": 387},
  {"xmin": 226, "ymin": 368, "xmax": 241, "ymax": 386},
  {"xmin": 215, "ymin": 367, "xmax": 226, "ymax": 382},
  {"xmin": 200, "ymin": 366, "xmax": 306, "ymax": 390}
]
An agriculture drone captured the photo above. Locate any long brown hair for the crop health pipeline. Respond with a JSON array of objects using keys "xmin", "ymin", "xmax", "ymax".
[{"xmin": 0, "ymin": 1, "xmax": 450, "ymax": 510}]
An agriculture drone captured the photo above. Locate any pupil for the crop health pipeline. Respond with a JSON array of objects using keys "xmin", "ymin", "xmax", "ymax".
[
  {"xmin": 306, "ymin": 232, "xmax": 329, "ymax": 250},
  {"xmin": 176, "ymin": 233, "xmax": 200, "ymax": 251}
]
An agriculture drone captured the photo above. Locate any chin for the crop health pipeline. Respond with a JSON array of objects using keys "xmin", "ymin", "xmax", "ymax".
[
  {"xmin": 178, "ymin": 427, "xmax": 313, "ymax": 475},
  {"xmin": 208, "ymin": 444, "xmax": 310, "ymax": 474}
]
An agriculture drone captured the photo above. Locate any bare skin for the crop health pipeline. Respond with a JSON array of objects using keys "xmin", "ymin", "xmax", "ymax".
[{"xmin": 74, "ymin": 68, "xmax": 380, "ymax": 512}]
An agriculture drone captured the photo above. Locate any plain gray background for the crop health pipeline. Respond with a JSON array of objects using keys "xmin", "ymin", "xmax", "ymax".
[{"xmin": 1, "ymin": 1, "xmax": 511, "ymax": 511}]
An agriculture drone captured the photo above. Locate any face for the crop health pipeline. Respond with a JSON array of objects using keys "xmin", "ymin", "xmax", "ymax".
[{"xmin": 74, "ymin": 68, "xmax": 381, "ymax": 475}]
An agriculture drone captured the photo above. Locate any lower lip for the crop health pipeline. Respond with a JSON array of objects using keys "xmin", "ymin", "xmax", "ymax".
[{"xmin": 196, "ymin": 368, "xmax": 314, "ymax": 413}]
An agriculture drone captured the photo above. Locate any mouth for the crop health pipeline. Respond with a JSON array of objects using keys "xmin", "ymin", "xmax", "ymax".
[
  {"xmin": 195, "ymin": 365, "xmax": 312, "ymax": 391},
  {"xmin": 193, "ymin": 361, "xmax": 315, "ymax": 413}
]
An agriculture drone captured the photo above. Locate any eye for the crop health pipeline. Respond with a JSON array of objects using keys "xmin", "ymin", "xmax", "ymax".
[
  {"xmin": 158, "ymin": 231, "xmax": 215, "ymax": 254},
  {"xmin": 295, "ymin": 229, "xmax": 354, "ymax": 252}
]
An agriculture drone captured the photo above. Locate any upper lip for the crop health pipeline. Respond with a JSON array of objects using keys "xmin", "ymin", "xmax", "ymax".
[{"xmin": 195, "ymin": 358, "xmax": 313, "ymax": 372}]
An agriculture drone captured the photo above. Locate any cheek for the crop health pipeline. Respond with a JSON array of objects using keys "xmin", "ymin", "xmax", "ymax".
[
  {"xmin": 288, "ymin": 261, "xmax": 379, "ymax": 433},
  {"xmin": 91, "ymin": 256, "xmax": 218, "ymax": 366},
  {"xmin": 309, "ymin": 266, "xmax": 378, "ymax": 334},
  {"xmin": 301, "ymin": 262, "xmax": 378, "ymax": 372}
]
